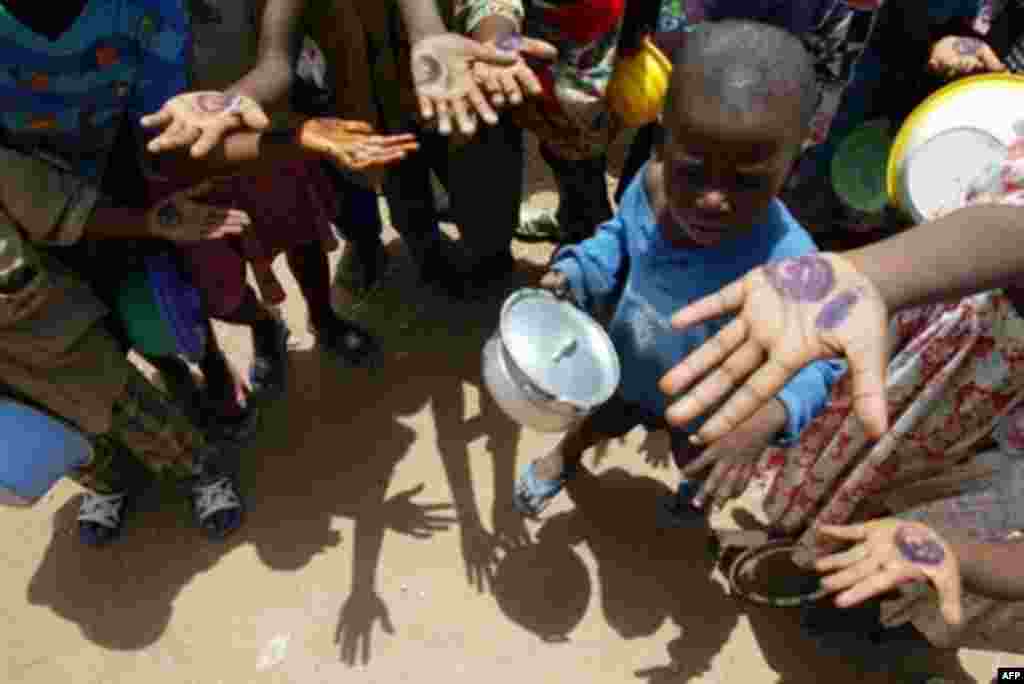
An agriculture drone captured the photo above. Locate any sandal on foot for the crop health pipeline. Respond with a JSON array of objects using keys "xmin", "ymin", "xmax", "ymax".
[
  {"xmin": 513, "ymin": 460, "xmax": 576, "ymax": 518},
  {"xmin": 77, "ymin": 490, "xmax": 129, "ymax": 546},
  {"xmin": 191, "ymin": 476, "xmax": 244, "ymax": 540},
  {"xmin": 250, "ymin": 317, "xmax": 291, "ymax": 402},
  {"xmin": 315, "ymin": 318, "xmax": 381, "ymax": 367}
]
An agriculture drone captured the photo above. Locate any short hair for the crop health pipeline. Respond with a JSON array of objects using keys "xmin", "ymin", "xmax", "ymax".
[{"xmin": 666, "ymin": 20, "xmax": 819, "ymax": 132}]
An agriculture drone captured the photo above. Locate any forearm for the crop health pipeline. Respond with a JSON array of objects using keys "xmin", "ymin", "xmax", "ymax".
[
  {"xmin": 82, "ymin": 206, "xmax": 153, "ymax": 240},
  {"xmin": 845, "ymin": 205, "xmax": 1024, "ymax": 312},
  {"xmin": 226, "ymin": 0, "xmax": 305, "ymax": 106},
  {"xmin": 226, "ymin": 54, "xmax": 295, "ymax": 107},
  {"xmin": 948, "ymin": 536, "xmax": 1024, "ymax": 602},
  {"xmin": 397, "ymin": 0, "xmax": 448, "ymax": 42},
  {"xmin": 152, "ymin": 127, "xmax": 314, "ymax": 184}
]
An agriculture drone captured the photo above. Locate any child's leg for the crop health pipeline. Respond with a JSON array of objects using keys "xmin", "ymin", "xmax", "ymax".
[
  {"xmin": 285, "ymin": 241, "xmax": 379, "ymax": 366},
  {"xmin": 533, "ymin": 416, "xmax": 610, "ymax": 481},
  {"xmin": 73, "ymin": 366, "xmax": 244, "ymax": 544},
  {"xmin": 217, "ymin": 285, "xmax": 290, "ymax": 400},
  {"xmin": 322, "ymin": 163, "xmax": 388, "ymax": 292}
]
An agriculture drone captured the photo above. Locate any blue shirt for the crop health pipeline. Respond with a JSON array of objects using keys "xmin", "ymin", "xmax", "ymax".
[
  {"xmin": 552, "ymin": 164, "xmax": 846, "ymax": 443},
  {"xmin": 0, "ymin": 0, "xmax": 190, "ymax": 182}
]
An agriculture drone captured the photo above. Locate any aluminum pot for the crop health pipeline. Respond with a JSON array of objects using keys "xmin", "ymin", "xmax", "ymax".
[{"xmin": 482, "ymin": 289, "xmax": 620, "ymax": 433}]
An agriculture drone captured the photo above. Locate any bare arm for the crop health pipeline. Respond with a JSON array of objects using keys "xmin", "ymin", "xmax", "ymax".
[
  {"xmin": 846, "ymin": 204, "xmax": 1024, "ymax": 312},
  {"xmin": 947, "ymin": 535, "xmax": 1024, "ymax": 602},
  {"xmin": 226, "ymin": 0, "xmax": 306, "ymax": 106},
  {"xmin": 396, "ymin": 0, "xmax": 448, "ymax": 42}
]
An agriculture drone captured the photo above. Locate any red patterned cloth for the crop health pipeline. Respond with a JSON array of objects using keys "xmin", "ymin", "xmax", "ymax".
[
  {"xmin": 742, "ymin": 291, "xmax": 1024, "ymax": 563},
  {"xmin": 151, "ymin": 160, "xmax": 338, "ymax": 315}
]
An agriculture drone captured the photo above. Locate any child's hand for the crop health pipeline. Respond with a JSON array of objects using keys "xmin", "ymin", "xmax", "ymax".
[
  {"xmin": 928, "ymin": 36, "xmax": 1005, "ymax": 80},
  {"xmin": 472, "ymin": 33, "xmax": 555, "ymax": 109},
  {"xmin": 299, "ymin": 119, "xmax": 420, "ymax": 172},
  {"xmin": 146, "ymin": 180, "xmax": 251, "ymax": 242},
  {"xmin": 142, "ymin": 91, "xmax": 269, "ymax": 158},
  {"xmin": 815, "ymin": 519, "xmax": 963, "ymax": 626},
  {"xmin": 679, "ymin": 398, "xmax": 787, "ymax": 508},
  {"xmin": 539, "ymin": 269, "xmax": 575, "ymax": 303}
]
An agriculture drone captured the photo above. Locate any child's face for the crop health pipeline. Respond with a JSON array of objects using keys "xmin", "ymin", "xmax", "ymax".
[{"xmin": 658, "ymin": 96, "xmax": 802, "ymax": 247}]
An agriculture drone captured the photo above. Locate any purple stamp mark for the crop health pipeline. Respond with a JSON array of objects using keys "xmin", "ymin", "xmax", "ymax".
[
  {"xmin": 413, "ymin": 55, "xmax": 444, "ymax": 88},
  {"xmin": 894, "ymin": 525, "xmax": 946, "ymax": 566},
  {"xmin": 496, "ymin": 32, "xmax": 524, "ymax": 53},
  {"xmin": 195, "ymin": 92, "xmax": 229, "ymax": 114},
  {"xmin": 953, "ymin": 37, "xmax": 984, "ymax": 56},
  {"xmin": 815, "ymin": 289, "xmax": 860, "ymax": 330},
  {"xmin": 763, "ymin": 255, "xmax": 835, "ymax": 303}
]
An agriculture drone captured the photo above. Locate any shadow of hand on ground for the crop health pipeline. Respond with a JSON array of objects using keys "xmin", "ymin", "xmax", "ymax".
[{"xmin": 492, "ymin": 466, "xmax": 739, "ymax": 681}]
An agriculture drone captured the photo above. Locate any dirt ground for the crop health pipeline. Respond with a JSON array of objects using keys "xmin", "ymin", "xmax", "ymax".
[{"xmin": 2, "ymin": 133, "xmax": 1018, "ymax": 684}]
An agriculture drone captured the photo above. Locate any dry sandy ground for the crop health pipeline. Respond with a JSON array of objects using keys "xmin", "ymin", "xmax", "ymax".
[{"xmin": 2, "ymin": 134, "xmax": 1018, "ymax": 684}]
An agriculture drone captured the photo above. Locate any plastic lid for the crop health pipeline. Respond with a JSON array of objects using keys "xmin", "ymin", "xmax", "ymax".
[
  {"xmin": 902, "ymin": 127, "xmax": 1007, "ymax": 223},
  {"xmin": 831, "ymin": 121, "xmax": 892, "ymax": 213},
  {"xmin": 499, "ymin": 289, "xmax": 620, "ymax": 408}
]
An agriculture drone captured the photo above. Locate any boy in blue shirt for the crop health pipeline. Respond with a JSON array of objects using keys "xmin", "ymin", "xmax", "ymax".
[{"xmin": 514, "ymin": 20, "xmax": 846, "ymax": 520}]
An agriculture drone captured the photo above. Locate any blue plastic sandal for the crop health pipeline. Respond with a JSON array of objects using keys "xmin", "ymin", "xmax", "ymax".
[{"xmin": 513, "ymin": 461, "xmax": 576, "ymax": 518}]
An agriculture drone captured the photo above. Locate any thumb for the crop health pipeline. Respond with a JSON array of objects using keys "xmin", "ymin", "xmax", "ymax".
[
  {"xmin": 978, "ymin": 44, "xmax": 1006, "ymax": 72},
  {"xmin": 463, "ymin": 38, "xmax": 519, "ymax": 65},
  {"xmin": 180, "ymin": 180, "xmax": 217, "ymax": 200},
  {"xmin": 846, "ymin": 337, "xmax": 889, "ymax": 439},
  {"xmin": 932, "ymin": 567, "xmax": 964, "ymax": 626},
  {"xmin": 518, "ymin": 37, "xmax": 558, "ymax": 61},
  {"xmin": 816, "ymin": 522, "xmax": 873, "ymax": 542},
  {"xmin": 240, "ymin": 105, "xmax": 270, "ymax": 130},
  {"xmin": 342, "ymin": 120, "xmax": 375, "ymax": 133}
]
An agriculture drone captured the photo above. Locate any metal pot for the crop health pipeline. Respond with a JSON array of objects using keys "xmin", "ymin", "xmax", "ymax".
[{"xmin": 482, "ymin": 289, "xmax": 620, "ymax": 433}]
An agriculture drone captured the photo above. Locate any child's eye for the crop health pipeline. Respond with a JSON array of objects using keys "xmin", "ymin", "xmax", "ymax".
[
  {"xmin": 735, "ymin": 173, "xmax": 771, "ymax": 191},
  {"xmin": 673, "ymin": 160, "xmax": 706, "ymax": 185}
]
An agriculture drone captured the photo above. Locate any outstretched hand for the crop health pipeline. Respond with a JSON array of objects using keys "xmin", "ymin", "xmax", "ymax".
[
  {"xmin": 146, "ymin": 180, "xmax": 251, "ymax": 242},
  {"xmin": 141, "ymin": 91, "xmax": 270, "ymax": 158},
  {"xmin": 815, "ymin": 519, "xmax": 963, "ymax": 626},
  {"xmin": 335, "ymin": 590, "xmax": 395, "ymax": 666},
  {"xmin": 299, "ymin": 119, "xmax": 419, "ymax": 172},
  {"xmin": 471, "ymin": 32, "xmax": 557, "ymax": 109},
  {"xmin": 410, "ymin": 32, "xmax": 556, "ymax": 135},
  {"xmin": 928, "ymin": 36, "xmax": 1005, "ymax": 80},
  {"xmin": 659, "ymin": 253, "xmax": 889, "ymax": 446}
]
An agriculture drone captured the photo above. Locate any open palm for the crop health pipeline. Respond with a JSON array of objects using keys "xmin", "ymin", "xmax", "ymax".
[
  {"xmin": 142, "ymin": 91, "xmax": 269, "ymax": 158},
  {"xmin": 660, "ymin": 253, "xmax": 889, "ymax": 445},
  {"xmin": 299, "ymin": 119, "xmax": 419, "ymax": 171}
]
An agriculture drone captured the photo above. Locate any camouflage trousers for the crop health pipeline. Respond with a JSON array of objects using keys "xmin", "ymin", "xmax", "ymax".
[{"xmin": 71, "ymin": 365, "xmax": 211, "ymax": 494}]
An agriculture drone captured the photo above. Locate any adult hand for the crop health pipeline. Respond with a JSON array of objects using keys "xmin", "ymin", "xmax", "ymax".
[
  {"xmin": 298, "ymin": 119, "xmax": 419, "ymax": 172},
  {"xmin": 410, "ymin": 33, "xmax": 555, "ymax": 135},
  {"xmin": 928, "ymin": 36, "xmax": 1006, "ymax": 80},
  {"xmin": 141, "ymin": 91, "xmax": 270, "ymax": 158},
  {"xmin": 471, "ymin": 32, "xmax": 556, "ymax": 109},
  {"xmin": 815, "ymin": 519, "xmax": 963, "ymax": 626},
  {"xmin": 659, "ymin": 253, "xmax": 889, "ymax": 446},
  {"xmin": 679, "ymin": 399, "xmax": 786, "ymax": 508},
  {"xmin": 146, "ymin": 181, "xmax": 251, "ymax": 242}
]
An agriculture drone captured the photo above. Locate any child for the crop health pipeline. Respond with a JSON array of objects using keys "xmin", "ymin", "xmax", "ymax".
[{"xmin": 513, "ymin": 20, "xmax": 845, "ymax": 518}]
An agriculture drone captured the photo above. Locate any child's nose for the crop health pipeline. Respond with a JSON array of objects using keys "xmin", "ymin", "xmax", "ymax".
[{"xmin": 694, "ymin": 190, "xmax": 732, "ymax": 214}]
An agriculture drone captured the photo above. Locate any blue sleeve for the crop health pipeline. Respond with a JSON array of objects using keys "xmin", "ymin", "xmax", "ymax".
[
  {"xmin": 551, "ymin": 212, "xmax": 630, "ymax": 315},
  {"xmin": 126, "ymin": 0, "xmax": 191, "ymax": 134},
  {"xmin": 774, "ymin": 358, "xmax": 847, "ymax": 444}
]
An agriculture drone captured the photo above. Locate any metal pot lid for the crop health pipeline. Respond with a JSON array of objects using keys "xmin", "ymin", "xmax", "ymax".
[{"xmin": 499, "ymin": 289, "xmax": 620, "ymax": 408}]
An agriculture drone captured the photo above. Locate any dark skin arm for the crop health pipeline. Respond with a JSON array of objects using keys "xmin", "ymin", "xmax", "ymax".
[
  {"xmin": 396, "ymin": 0, "xmax": 448, "ymax": 42},
  {"xmin": 226, "ymin": 0, "xmax": 306, "ymax": 107},
  {"xmin": 846, "ymin": 204, "xmax": 1024, "ymax": 313},
  {"xmin": 150, "ymin": 126, "xmax": 312, "ymax": 185}
]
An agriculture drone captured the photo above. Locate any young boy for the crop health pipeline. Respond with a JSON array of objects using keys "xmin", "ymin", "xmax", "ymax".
[{"xmin": 514, "ymin": 20, "xmax": 846, "ymax": 519}]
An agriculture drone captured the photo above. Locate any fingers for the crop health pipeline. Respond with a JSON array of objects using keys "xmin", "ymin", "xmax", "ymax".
[
  {"xmin": 846, "ymin": 338, "xmax": 889, "ymax": 439},
  {"xmin": 671, "ymin": 278, "xmax": 745, "ymax": 330},
  {"xmin": 501, "ymin": 69, "xmax": 525, "ymax": 106},
  {"xmin": 932, "ymin": 567, "xmax": 964, "ymax": 626},
  {"xmin": 694, "ymin": 461, "xmax": 729, "ymax": 508},
  {"xmin": 240, "ymin": 105, "xmax": 271, "ymax": 130},
  {"xmin": 513, "ymin": 63, "xmax": 544, "ymax": 98},
  {"xmin": 978, "ymin": 43, "xmax": 1006, "ymax": 72},
  {"xmin": 435, "ymin": 99, "xmax": 453, "ymax": 136},
  {"xmin": 518, "ymin": 37, "xmax": 558, "ymax": 61},
  {"xmin": 475, "ymin": 63, "xmax": 505, "ymax": 108},
  {"xmin": 820, "ymin": 555, "xmax": 885, "ymax": 594},
  {"xmin": 467, "ymin": 38, "xmax": 520, "ymax": 66},
  {"xmin": 816, "ymin": 522, "xmax": 872, "ymax": 543},
  {"xmin": 419, "ymin": 95, "xmax": 436, "ymax": 123},
  {"xmin": 679, "ymin": 444, "xmax": 724, "ymax": 478},
  {"xmin": 451, "ymin": 97, "xmax": 477, "ymax": 136},
  {"xmin": 342, "ymin": 120, "xmax": 375, "ymax": 134},
  {"xmin": 381, "ymin": 608, "xmax": 396, "ymax": 635},
  {"xmin": 691, "ymin": 355, "xmax": 794, "ymax": 445},
  {"xmin": 660, "ymin": 317, "xmax": 748, "ymax": 399},
  {"xmin": 190, "ymin": 124, "xmax": 228, "ymax": 159},
  {"xmin": 814, "ymin": 541, "xmax": 870, "ymax": 572},
  {"xmin": 833, "ymin": 565, "xmax": 917, "ymax": 610},
  {"xmin": 140, "ymin": 107, "xmax": 172, "ymax": 129},
  {"xmin": 466, "ymin": 85, "xmax": 499, "ymax": 126}
]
